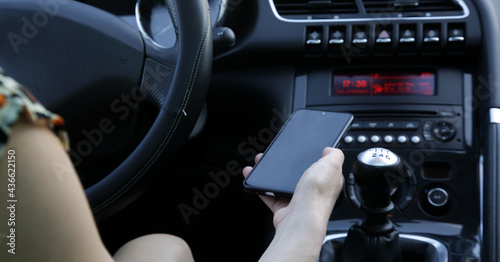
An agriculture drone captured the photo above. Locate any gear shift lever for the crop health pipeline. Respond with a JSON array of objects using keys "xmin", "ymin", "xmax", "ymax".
[{"xmin": 340, "ymin": 148, "xmax": 404, "ymax": 262}]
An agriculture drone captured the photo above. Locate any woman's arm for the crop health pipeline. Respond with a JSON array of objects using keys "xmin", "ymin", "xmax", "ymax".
[{"xmin": 0, "ymin": 119, "xmax": 114, "ymax": 261}]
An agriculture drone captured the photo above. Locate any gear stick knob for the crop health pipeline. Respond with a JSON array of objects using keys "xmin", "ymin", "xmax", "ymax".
[
  {"xmin": 340, "ymin": 148, "xmax": 404, "ymax": 262},
  {"xmin": 353, "ymin": 148, "xmax": 403, "ymax": 210}
]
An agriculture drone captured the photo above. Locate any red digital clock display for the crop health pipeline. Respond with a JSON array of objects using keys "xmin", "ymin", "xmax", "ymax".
[{"xmin": 332, "ymin": 72, "xmax": 435, "ymax": 96}]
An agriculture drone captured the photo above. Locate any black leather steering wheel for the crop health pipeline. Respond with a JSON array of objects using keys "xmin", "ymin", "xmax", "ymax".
[{"xmin": 0, "ymin": 0, "xmax": 212, "ymax": 220}]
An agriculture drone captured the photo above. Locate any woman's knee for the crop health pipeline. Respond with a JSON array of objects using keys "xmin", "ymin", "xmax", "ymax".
[{"xmin": 114, "ymin": 234, "xmax": 194, "ymax": 262}]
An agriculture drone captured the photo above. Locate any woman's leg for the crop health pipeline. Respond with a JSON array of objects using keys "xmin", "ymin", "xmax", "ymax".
[
  {"xmin": 0, "ymin": 119, "xmax": 114, "ymax": 261},
  {"xmin": 114, "ymin": 234, "xmax": 195, "ymax": 262}
]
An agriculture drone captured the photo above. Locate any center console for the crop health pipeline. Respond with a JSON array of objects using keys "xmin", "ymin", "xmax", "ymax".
[{"xmin": 292, "ymin": 67, "xmax": 480, "ymax": 261}]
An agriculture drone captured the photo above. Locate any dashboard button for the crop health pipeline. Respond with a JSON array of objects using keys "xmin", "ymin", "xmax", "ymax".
[
  {"xmin": 427, "ymin": 188, "xmax": 449, "ymax": 207},
  {"xmin": 351, "ymin": 121, "xmax": 363, "ymax": 130},
  {"xmin": 411, "ymin": 136, "xmax": 421, "ymax": 144},
  {"xmin": 380, "ymin": 121, "xmax": 401, "ymax": 129},
  {"xmin": 399, "ymin": 25, "xmax": 417, "ymax": 53},
  {"xmin": 423, "ymin": 121, "xmax": 434, "ymax": 130},
  {"xmin": 384, "ymin": 135, "xmax": 394, "ymax": 144},
  {"xmin": 375, "ymin": 27, "xmax": 392, "ymax": 53},
  {"xmin": 432, "ymin": 121, "xmax": 457, "ymax": 142},
  {"xmin": 352, "ymin": 31, "xmax": 368, "ymax": 44},
  {"xmin": 344, "ymin": 135, "xmax": 354, "ymax": 144},
  {"xmin": 370, "ymin": 135, "xmax": 381, "ymax": 143},
  {"xmin": 306, "ymin": 30, "xmax": 322, "ymax": 45},
  {"xmin": 364, "ymin": 121, "xmax": 381, "ymax": 129},
  {"xmin": 400, "ymin": 28, "xmax": 416, "ymax": 43},
  {"xmin": 329, "ymin": 28, "xmax": 345, "ymax": 45},
  {"xmin": 401, "ymin": 121, "xmax": 420, "ymax": 129},
  {"xmin": 306, "ymin": 27, "xmax": 323, "ymax": 54},
  {"xmin": 448, "ymin": 27, "xmax": 465, "ymax": 43},
  {"xmin": 424, "ymin": 28, "xmax": 440, "ymax": 43},
  {"xmin": 357, "ymin": 135, "xmax": 367, "ymax": 144},
  {"xmin": 423, "ymin": 25, "xmax": 441, "ymax": 53},
  {"xmin": 376, "ymin": 29, "xmax": 392, "ymax": 44},
  {"xmin": 397, "ymin": 135, "xmax": 408, "ymax": 144}
]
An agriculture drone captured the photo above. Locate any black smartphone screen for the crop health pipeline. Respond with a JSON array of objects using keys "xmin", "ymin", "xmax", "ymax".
[{"xmin": 243, "ymin": 109, "xmax": 353, "ymax": 197}]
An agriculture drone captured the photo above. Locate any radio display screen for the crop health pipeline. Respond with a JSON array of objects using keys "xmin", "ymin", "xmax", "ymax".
[{"xmin": 332, "ymin": 72, "xmax": 435, "ymax": 96}]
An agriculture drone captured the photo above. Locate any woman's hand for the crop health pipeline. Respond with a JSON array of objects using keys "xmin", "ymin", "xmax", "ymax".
[{"xmin": 242, "ymin": 147, "xmax": 345, "ymax": 262}]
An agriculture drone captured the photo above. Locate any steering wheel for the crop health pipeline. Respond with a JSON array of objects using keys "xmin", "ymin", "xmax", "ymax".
[{"xmin": 0, "ymin": 0, "xmax": 212, "ymax": 220}]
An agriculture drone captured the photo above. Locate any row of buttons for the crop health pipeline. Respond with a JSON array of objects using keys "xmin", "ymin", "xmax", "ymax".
[
  {"xmin": 305, "ymin": 23, "xmax": 465, "ymax": 55},
  {"xmin": 351, "ymin": 121, "xmax": 420, "ymax": 130},
  {"xmin": 344, "ymin": 135, "xmax": 421, "ymax": 145}
]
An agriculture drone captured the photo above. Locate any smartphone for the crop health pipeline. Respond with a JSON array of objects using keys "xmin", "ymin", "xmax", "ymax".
[{"xmin": 243, "ymin": 109, "xmax": 353, "ymax": 197}]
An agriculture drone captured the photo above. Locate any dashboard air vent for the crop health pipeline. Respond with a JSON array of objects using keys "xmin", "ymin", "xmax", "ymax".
[
  {"xmin": 273, "ymin": 0, "xmax": 358, "ymax": 16},
  {"xmin": 363, "ymin": 0, "xmax": 462, "ymax": 13}
]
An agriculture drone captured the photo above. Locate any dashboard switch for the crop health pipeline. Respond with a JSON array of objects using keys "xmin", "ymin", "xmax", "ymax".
[
  {"xmin": 423, "ymin": 25, "xmax": 441, "ymax": 53},
  {"xmin": 384, "ymin": 135, "xmax": 394, "ymax": 144},
  {"xmin": 448, "ymin": 24, "xmax": 465, "ymax": 53},
  {"xmin": 375, "ymin": 26, "xmax": 392, "ymax": 53},
  {"xmin": 370, "ymin": 135, "xmax": 381, "ymax": 143},
  {"xmin": 306, "ymin": 29, "xmax": 322, "ymax": 45},
  {"xmin": 329, "ymin": 26, "xmax": 346, "ymax": 54},
  {"xmin": 344, "ymin": 135, "xmax": 354, "ymax": 144},
  {"xmin": 411, "ymin": 136, "xmax": 421, "ymax": 144},
  {"xmin": 352, "ymin": 31, "xmax": 368, "ymax": 44},
  {"xmin": 376, "ymin": 29, "xmax": 392, "ymax": 44},
  {"xmin": 448, "ymin": 27, "xmax": 465, "ymax": 43},
  {"xmin": 399, "ymin": 25, "xmax": 417, "ymax": 53},
  {"xmin": 329, "ymin": 28, "xmax": 345, "ymax": 45},
  {"xmin": 306, "ymin": 27, "xmax": 323, "ymax": 54},
  {"xmin": 432, "ymin": 121, "xmax": 457, "ymax": 142},
  {"xmin": 427, "ymin": 188, "xmax": 449, "ymax": 207},
  {"xmin": 397, "ymin": 135, "xmax": 408, "ymax": 144},
  {"xmin": 424, "ymin": 28, "xmax": 440, "ymax": 43},
  {"xmin": 357, "ymin": 135, "xmax": 367, "ymax": 144}
]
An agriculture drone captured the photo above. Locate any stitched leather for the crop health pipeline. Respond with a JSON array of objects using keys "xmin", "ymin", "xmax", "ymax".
[{"xmin": 88, "ymin": 0, "xmax": 212, "ymax": 219}]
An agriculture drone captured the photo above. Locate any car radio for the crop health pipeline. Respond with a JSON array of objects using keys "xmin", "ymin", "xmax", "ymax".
[
  {"xmin": 300, "ymin": 68, "xmax": 469, "ymax": 152},
  {"xmin": 337, "ymin": 105, "xmax": 464, "ymax": 151}
]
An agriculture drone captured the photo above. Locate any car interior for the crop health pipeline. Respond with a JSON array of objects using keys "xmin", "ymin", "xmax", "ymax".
[{"xmin": 1, "ymin": 0, "xmax": 499, "ymax": 261}]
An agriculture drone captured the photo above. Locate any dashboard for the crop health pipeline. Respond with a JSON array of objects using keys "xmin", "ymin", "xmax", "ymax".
[{"xmin": 204, "ymin": 0, "xmax": 496, "ymax": 261}]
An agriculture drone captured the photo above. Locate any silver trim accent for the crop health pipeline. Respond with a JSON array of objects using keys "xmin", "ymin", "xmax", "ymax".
[
  {"xmin": 448, "ymin": 36, "xmax": 465, "ymax": 42},
  {"xmin": 479, "ymin": 155, "xmax": 484, "ymax": 246},
  {"xmin": 306, "ymin": 39, "xmax": 322, "ymax": 45},
  {"xmin": 135, "ymin": 1, "xmax": 172, "ymax": 49},
  {"xmin": 268, "ymin": 0, "xmax": 470, "ymax": 23},
  {"xmin": 322, "ymin": 233, "xmax": 449, "ymax": 262},
  {"xmin": 400, "ymin": 37, "xmax": 415, "ymax": 43},
  {"xmin": 489, "ymin": 108, "xmax": 500, "ymax": 123},
  {"xmin": 427, "ymin": 188, "xmax": 449, "ymax": 207},
  {"xmin": 329, "ymin": 39, "xmax": 344, "ymax": 44},
  {"xmin": 353, "ymin": 38, "xmax": 368, "ymax": 44},
  {"xmin": 424, "ymin": 37, "xmax": 440, "ymax": 42},
  {"xmin": 376, "ymin": 38, "xmax": 392, "ymax": 43}
]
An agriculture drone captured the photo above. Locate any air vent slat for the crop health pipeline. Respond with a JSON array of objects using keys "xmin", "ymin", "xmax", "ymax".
[
  {"xmin": 273, "ymin": 0, "xmax": 358, "ymax": 16},
  {"xmin": 363, "ymin": 0, "xmax": 462, "ymax": 13}
]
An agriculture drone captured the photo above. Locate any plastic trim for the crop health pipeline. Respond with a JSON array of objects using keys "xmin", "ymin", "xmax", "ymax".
[
  {"xmin": 322, "ymin": 233, "xmax": 449, "ymax": 262},
  {"xmin": 489, "ymin": 108, "xmax": 500, "ymax": 124},
  {"xmin": 268, "ymin": 0, "xmax": 470, "ymax": 23},
  {"xmin": 136, "ymin": 0, "xmax": 168, "ymax": 48},
  {"xmin": 479, "ymin": 154, "xmax": 484, "ymax": 247}
]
